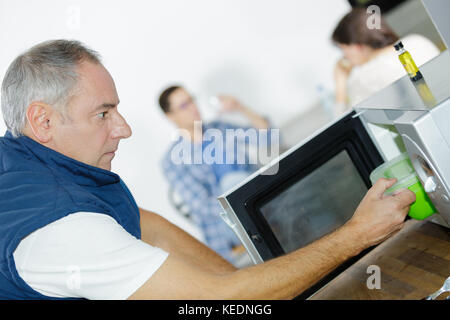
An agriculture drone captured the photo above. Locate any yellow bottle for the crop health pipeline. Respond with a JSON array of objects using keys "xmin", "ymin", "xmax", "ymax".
[
  {"xmin": 415, "ymin": 79, "xmax": 437, "ymax": 107},
  {"xmin": 394, "ymin": 41, "xmax": 423, "ymax": 81}
]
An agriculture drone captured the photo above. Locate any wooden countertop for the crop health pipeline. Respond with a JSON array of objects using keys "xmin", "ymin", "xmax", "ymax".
[{"xmin": 309, "ymin": 219, "xmax": 450, "ymax": 300}]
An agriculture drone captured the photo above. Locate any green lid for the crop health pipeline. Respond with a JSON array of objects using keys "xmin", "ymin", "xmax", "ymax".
[
  {"xmin": 384, "ymin": 173, "xmax": 418, "ymax": 195},
  {"xmin": 370, "ymin": 152, "xmax": 436, "ymax": 220},
  {"xmin": 370, "ymin": 152, "xmax": 414, "ymax": 184}
]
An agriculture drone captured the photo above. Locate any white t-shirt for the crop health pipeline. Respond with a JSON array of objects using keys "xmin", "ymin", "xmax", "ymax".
[
  {"xmin": 13, "ymin": 212, "xmax": 169, "ymax": 300},
  {"xmin": 347, "ymin": 34, "xmax": 441, "ymax": 107}
]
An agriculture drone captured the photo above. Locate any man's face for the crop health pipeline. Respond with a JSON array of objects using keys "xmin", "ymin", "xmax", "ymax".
[
  {"xmin": 166, "ymin": 88, "xmax": 202, "ymax": 128},
  {"xmin": 50, "ymin": 61, "xmax": 132, "ymax": 171}
]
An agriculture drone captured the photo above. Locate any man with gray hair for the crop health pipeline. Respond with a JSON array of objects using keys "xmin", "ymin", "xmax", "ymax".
[{"xmin": 0, "ymin": 39, "xmax": 415, "ymax": 300}]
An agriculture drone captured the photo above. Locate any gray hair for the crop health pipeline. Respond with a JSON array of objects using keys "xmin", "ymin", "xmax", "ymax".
[{"xmin": 1, "ymin": 39, "xmax": 101, "ymax": 137}]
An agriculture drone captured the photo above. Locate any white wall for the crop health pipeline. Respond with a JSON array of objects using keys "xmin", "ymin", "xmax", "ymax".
[{"xmin": 0, "ymin": 0, "xmax": 350, "ymax": 239}]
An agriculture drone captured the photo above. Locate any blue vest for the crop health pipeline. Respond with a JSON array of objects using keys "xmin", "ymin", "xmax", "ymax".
[{"xmin": 0, "ymin": 131, "xmax": 141, "ymax": 299}]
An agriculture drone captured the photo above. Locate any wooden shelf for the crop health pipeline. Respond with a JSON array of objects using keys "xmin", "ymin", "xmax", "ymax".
[{"xmin": 309, "ymin": 219, "xmax": 450, "ymax": 300}]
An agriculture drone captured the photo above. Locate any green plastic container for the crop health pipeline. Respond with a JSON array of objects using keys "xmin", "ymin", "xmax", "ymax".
[{"xmin": 370, "ymin": 153, "xmax": 436, "ymax": 220}]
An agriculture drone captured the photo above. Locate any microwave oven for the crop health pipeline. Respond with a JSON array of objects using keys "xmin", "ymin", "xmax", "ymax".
[{"xmin": 218, "ymin": 50, "xmax": 450, "ymax": 298}]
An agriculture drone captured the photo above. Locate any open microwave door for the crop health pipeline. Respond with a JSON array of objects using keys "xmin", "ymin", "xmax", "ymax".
[{"xmin": 218, "ymin": 110, "xmax": 384, "ymax": 298}]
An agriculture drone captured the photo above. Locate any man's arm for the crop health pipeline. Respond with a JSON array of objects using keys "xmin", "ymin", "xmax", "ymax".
[
  {"xmin": 161, "ymin": 158, "xmax": 242, "ymax": 261},
  {"xmin": 139, "ymin": 208, "xmax": 237, "ymax": 275},
  {"xmin": 219, "ymin": 95, "xmax": 269, "ymax": 129},
  {"xmin": 129, "ymin": 178, "xmax": 415, "ymax": 299}
]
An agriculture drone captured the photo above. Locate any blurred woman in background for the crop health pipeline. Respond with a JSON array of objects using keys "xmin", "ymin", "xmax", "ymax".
[{"xmin": 332, "ymin": 8, "xmax": 440, "ymax": 115}]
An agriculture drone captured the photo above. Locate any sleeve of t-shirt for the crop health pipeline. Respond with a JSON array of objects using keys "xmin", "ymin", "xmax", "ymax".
[{"xmin": 12, "ymin": 212, "xmax": 169, "ymax": 300}]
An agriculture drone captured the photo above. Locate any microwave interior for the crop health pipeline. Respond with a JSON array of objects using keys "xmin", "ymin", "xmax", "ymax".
[{"xmin": 256, "ymin": 149, "xmax": 369, "ymax": 254}]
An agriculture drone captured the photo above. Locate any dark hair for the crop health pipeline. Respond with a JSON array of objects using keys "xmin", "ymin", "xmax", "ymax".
[
  {"xmin": 158, "ymin": 85, "xmax": 181, "ymax": 113},
  {"xmin": 332, "ymin": 8, "xmax": 399, "ymax": 49}
]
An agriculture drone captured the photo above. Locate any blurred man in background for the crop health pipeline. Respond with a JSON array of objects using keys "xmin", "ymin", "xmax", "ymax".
[{"xmin": 158, "ymin": 85, "xmax": 273, "ymax": 265}]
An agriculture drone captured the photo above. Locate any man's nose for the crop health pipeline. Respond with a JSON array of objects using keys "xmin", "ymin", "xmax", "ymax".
[{"xmin": 111, "ymin": 112, "xmax": 132, "ymax": 139}]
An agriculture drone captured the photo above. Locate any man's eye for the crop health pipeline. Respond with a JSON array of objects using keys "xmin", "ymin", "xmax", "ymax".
[{"xmin": 97, "ymin": 111, "xmax": 108, "ymax": 119}]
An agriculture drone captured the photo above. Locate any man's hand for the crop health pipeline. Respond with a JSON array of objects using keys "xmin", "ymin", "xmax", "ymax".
[
  {"xmin": 344, "ymin": 178, "xmax": 416, "ymax": 250},
  {"xmin": 217, "ymin": 95, "xmax": 269, "ymax": 129},
  {"xmin": 218, "ymin": 95, "xmax": 245, "ymax": 112}
]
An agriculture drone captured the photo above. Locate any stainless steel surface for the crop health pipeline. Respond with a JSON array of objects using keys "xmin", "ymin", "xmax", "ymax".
[
  {"xmin": 385, "ymin": 0, "xmax": 445, "ymax": 51},
  {"xmin": 355, "ymin": 48, "xmax": 450, "ymax": 227},
  {"xmin": 354, "ymin": 50, "xmax": 450, "ymax": 111},
  {"xmin": 422, "ymin": 0, "xmax": 450, "ymax": 50},
  {"xmin": 361, "ymin": 109, "xmax": 450, "ymax": 227},
  {"xmin": 425, "ymin": 276, "xmax": 450, "ymax": 300},
  {"xmin": 394, "ymin": 108, "xmax": 450, "ymax": 225},
  {"xmin": 218, "ymin": 196, "xmax": 263, "ymax": 264}
]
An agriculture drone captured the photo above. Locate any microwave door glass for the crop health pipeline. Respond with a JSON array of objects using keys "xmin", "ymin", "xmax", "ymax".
[{"xmin": 259, "ymin": 150, "xmax": 368, "ymax": 254}]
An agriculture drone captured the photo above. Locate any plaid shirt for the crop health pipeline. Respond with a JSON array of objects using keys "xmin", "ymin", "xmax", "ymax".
[{"xmin": 161, "ymin": 120, "xmax": 269, "ymax": 262}]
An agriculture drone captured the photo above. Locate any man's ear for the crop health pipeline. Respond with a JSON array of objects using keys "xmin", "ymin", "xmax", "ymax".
[{"xmin": 25, "ymin": 102, "xmax": 54, "ymax": 143}]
